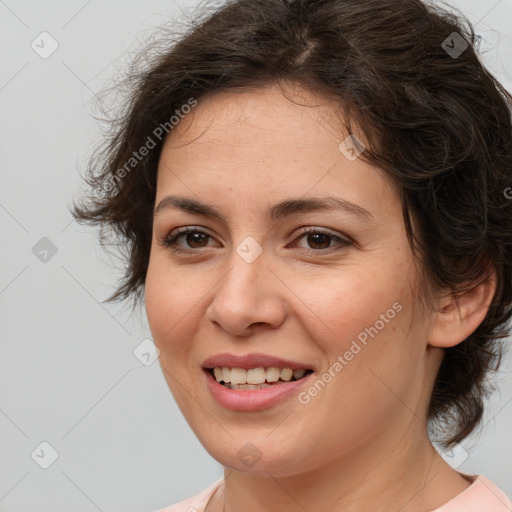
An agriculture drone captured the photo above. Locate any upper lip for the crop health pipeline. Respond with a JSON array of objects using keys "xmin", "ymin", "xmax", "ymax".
[{"xmin": 202, "ymin": 352, "xmax": 313, "ymax": 370}]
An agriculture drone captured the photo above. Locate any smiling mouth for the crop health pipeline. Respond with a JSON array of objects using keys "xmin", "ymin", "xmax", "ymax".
[{"xmin": 205, "ymin": 367, "xmax": 314, "ymax": 390}]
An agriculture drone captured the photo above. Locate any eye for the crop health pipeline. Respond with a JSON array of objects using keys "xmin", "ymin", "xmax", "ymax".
[
  {"xmin": 289, "ymin": 227, "xmax": 352, "ymax": 253},
  {"xmin": 158, "ymin": 226, "xmax": 352, "ymax": 254},
  {"xmin": 159, "ymin": 226, "xmax": 217, "ymax": 253}
]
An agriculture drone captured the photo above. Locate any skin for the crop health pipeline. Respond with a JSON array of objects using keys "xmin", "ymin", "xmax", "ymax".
[{"xmin": 144, "ymin": 81, "xmax": 496, "ymax": 512}]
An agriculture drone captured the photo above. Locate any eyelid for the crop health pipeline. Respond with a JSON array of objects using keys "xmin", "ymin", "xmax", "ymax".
[
  {"xmin": 158, "ymin": 225, "xmax": 219, "ymax": 248},
  {"xmin": 289, "ymin": 226, "xmax": 353, "ymax": 251},
  {"xmin": 159, "ymin": 225, "xmax": 353, "ymax": 253},
  {"xmin": 292, "ymin": 226, "xmax": 351, "ymax": 243}
]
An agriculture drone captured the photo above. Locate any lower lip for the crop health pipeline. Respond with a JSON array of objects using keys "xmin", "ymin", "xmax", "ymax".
[{"xmin": 203, "ymin": 369, "xmax": 314, "ymax": 411}]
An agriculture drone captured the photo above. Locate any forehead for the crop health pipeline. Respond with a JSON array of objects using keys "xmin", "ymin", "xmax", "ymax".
[
  {"xmin": 162, "ymin": 82, "xmax": 346, "ymax": 153},
  {"xmin": 155, "ymin": 82, "xmax": 400, "ymax": 221}
]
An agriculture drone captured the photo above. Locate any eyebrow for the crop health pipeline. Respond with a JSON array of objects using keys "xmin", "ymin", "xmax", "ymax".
[{"xmin": 154, "ymin": 194, "xmax": 377, "ymax": 224}]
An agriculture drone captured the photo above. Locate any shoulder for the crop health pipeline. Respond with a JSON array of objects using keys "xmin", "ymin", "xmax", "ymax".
[
  {"xmin": 152, "ymin": 478, "xmax": 224, "ymax": 512},
  {"xmin": 434, "ymin": 474, "xmax": 512, "ymax": 512}
]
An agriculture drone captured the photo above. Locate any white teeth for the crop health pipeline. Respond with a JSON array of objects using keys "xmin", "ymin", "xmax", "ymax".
[
  {"xmin": 211, "ymin": 366, "xmax": 310, "ymax": 385},
  {"xmin": 280, "ymin": 368, "xmax": 293, "ymax": 381},
  {"xmin": 221, "ymin": 367, "xmax": 231, "ymax": 383},
  {"xmin": 247, "ymin": 367, "xmax": 266, "ymax": 384},
  {"xmin": 293, "ymin": 369, "xmax": 306, "ymax": 380},
  {"xmin": 266, "ymin": 367, "xmax": 281, "ymax": 382},
  {"xmin": 235, "ymin": 384, "xmax": 260, "ymax": 390},
  {"xmin": 230, "ymin": 368, "xmax": 247, "ymax": 385},
  {"xmin": 226, "ymin": 382, "xmax": 274, "ymax": 390}
]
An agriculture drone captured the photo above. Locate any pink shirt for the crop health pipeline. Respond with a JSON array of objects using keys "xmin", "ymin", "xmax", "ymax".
[{"xmin": 154, "ymin": 474, "xmax": 512, "ymax": 512}]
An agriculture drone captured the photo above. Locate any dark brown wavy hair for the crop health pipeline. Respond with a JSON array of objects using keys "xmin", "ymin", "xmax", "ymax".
[{"xmin": 70, "ymin": 0, "xmax": 512, "ymax": 448}]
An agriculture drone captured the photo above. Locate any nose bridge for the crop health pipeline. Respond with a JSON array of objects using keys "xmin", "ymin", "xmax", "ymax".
[
  {"xmin": 207, "ymin": 235, "xmax": 285, "ymax": 334},
  {"xmin": 221, "ymin": 235, "xmax": 267, "ymax": 301}
]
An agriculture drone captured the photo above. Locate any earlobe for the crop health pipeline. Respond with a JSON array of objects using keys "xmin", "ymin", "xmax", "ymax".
[{"xmin": 427, "ymin": 268, "xmax": 497, "ymax": 349}]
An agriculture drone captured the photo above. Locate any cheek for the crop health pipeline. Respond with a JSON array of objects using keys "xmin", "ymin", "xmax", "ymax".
[
  {"xmin": 296, "ymin": 264, "xmax": 409, "ymax": 343},
  {"xmin": 296, "ymin": 264, "xmax": 419, "ymax": 397},
  {"xmin": 144, "ymin": 256, "xmax": 199, "ymax": 358},
  {"xmin": 144, "ymin": 260, "xmax": 203, "ymax": 411}
]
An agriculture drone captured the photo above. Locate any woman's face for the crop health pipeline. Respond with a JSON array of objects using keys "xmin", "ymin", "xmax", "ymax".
[{"xmin": 145, "ymin": 82, "xmax": 440, "ymax": 477}]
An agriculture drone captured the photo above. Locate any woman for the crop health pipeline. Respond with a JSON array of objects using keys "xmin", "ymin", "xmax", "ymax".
[{"xmin": 71, "ymin": 0, "xmax": 512, "ymax": 510}]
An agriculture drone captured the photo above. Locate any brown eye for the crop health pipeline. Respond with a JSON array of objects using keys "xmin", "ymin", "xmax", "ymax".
[
  {"xmin": 305, "ymin": 232, "xmax": 331, "ymax": 250},
  {"xmin": 184, "ymin": 232, "xmax": 209, "ymax": 248},
  {"xmin": 292, "ymin": 228, "xmax": 352, "ymax": 253},
  {"xmin": 160, "ymin": 227, "xmax": 217, "ymax": 252}
]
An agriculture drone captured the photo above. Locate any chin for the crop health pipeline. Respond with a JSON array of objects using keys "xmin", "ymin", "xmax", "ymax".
[{"xmin": 196, "ymin": 430, "xmax": 313, "ymax": 477}]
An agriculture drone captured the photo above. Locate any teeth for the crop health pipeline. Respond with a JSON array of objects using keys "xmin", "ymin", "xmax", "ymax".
[
  {"xmin": 233, "ymin": 384, "xmax": 262, "ymax": 390},
  {"xmin": 211, "ymin": 366, "xmax": 310, "ymax": 385},
  {"xmin": 230, "ymin": 368, "xmax": 247, "ymax": 385},
  {"xmin": 221, "ymin": 367, "xmax": 231, "ymax": 383},
  {"xmin": 247, "ymin": 367, "xmax": 266, "ymax": 384},
  {"xmin": 280, "ymin": 368, "xmax": 293, "ymax": 381},
  {"xmin": 266, "ymin": 367, "xmax": 280, "ymax": 382},
  {"xmin": 225, "ymin": 382, "xmax": 274, "ymax": 390},
  {"xmin": 293, "ymin": 369, "xmax": 306, "ymax": 379}
]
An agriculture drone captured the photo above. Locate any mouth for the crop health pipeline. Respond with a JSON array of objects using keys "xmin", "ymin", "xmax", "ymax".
[{"xmin": 203, "ymin": 366, "xmax": 315, "ymax": 390}]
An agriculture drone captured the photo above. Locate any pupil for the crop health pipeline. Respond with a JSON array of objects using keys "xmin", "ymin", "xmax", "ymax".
[
  {"xmin": 308, "ymin": 233, "xmax": 330, "ymax": 249},
  {"xmin": 187, "ymin": 233, "xmax": 207, "ymax": 248}
]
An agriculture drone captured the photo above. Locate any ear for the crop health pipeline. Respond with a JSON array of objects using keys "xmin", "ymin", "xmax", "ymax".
[{"xmin": 427, "ymin": 268, "xmax": 497, "ymax": 348}]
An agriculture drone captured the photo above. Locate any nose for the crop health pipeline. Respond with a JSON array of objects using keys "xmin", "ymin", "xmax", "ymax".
[{"xmin": 205, "ymin": 243, "xmax": 287, "ymax": 337}]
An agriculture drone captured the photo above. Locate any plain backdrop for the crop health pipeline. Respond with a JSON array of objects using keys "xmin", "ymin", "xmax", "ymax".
[{"xmin": 0, "ymin": 0, "xmax": 511, "ymax": 511}]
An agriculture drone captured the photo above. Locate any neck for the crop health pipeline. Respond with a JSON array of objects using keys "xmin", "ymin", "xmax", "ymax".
[{"xmin": 213, "ymin": 424, "xmax": 470, "ymax": 512}]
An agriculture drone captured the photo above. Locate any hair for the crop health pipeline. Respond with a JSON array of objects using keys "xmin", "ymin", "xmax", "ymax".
[{"xmin": 70, "ymin": 0, "xmax": 512, "ymax": 449}]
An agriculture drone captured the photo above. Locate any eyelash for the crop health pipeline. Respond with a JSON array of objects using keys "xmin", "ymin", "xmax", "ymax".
[{"xmin": 159, "ymin": 226, "xmax": 352, "ymax": 254}]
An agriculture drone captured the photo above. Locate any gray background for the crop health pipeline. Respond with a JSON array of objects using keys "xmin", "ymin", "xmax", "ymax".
[{"xmin": 0, "ymin": 0, "xmax": 511, "ymax": 511}]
